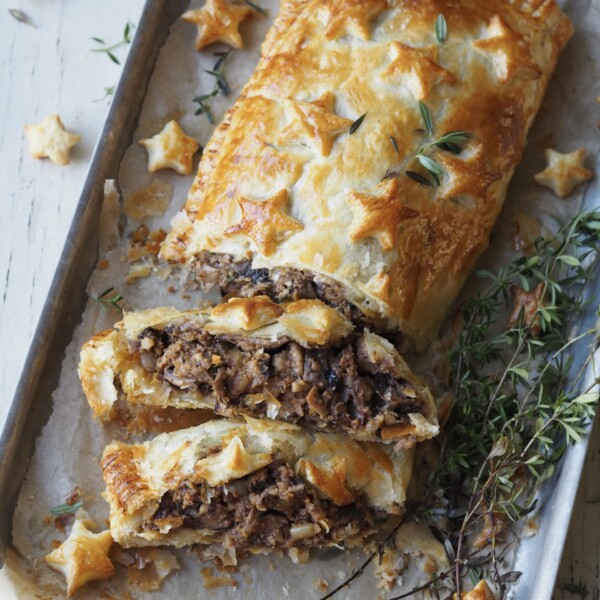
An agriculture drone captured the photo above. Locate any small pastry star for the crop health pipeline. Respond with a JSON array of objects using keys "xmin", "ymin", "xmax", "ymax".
[
  {"xmin": 473, "ymin": 15, "xmax": 541, "ymax": 84},
  {"xmin": 436, "ymin": 144, "xmax": 501, "ymax": 203},
  {"xmin": 181, "ymin": 0, "xmax": 252, "ymax": 50},
  {"xmin": 534, "ymin": 148, "xmax": 594, "ymax": 198},
  {"xmin": 45, "ymin": 519, "xmax": 115, "ymax": 596},
  {"xmin": 225, "ymin": 189, "xmax": 303, "ymax": 256},
  {"xmin": 24, "ymin": 114, "xmax": 80, "ymax": 166},
  {"xmin": 507, "ymin": 282, "xmax": 546, "ymax": 338},
  {"xmin": 277, "ymin": 92, "xmax": 353, "ymax": 156},
  {"xmin": 139, "ymin": 120, "xmax": 200, "ymax": 175},
  {"xmin": 320, "ymin": 0, "xmax": 387, "ymax": 41},
  {"xmin": 346, "ymin": 178, "xmax": 419, "ymax": 251},
  {"xmin": 381, "ymin": 42, "xmax": 455, "ymax": 100}
]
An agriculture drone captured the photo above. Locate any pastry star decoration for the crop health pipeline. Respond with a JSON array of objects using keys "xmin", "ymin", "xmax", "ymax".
[
  {"xmin": 139, "ymin": 120, "xmax": 200, "ymax": 175},
  {"xmin": 534, "ymin": 148, "xmax": 594, "ymax": 198},
  {"xmin": 225, "ymin": 189, "xmax": 303, "ymax": 256},
  {"xmin": 346, "ymin": 178, "xmax": 419, "ymax": 251},
  {"xmin": 181, "ymin": 0, "xmax": 252, "ymax": 50},
  {"xmin": 45, "ymin": 518, "xmax": 114, "ymax": 597},
  {"xmin": 320, "ymin": 0, "xmax": 387, "ymax": 41},
  {"xmin": 277, "ymin": 92, "xmax": 353, "ymax": 156},
  {"xmin": 436, "ymin": 143, "xmax": 501, "ymax": 204},
  {"xmin": 472, "ymin": 15, "xmax": 541, "ymax": 84},
  {"xmin": 381, "ymin": 42, "xmax": 456, "ymax": 100},
  {"xmin": 24, "ymin": 114, "xmax": 80, "ymax": 166}
]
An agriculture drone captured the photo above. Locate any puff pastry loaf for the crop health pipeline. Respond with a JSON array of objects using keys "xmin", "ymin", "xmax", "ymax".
[
  {"xmin": 161, "ymin": 0, "xmax": 572, "ymax": 348},
  {"xmin": 80, "ymin": 297, "xmax": 438, "ymax": 445},
  {"xmin": 101, "ymin": 418, "xmax": 413, "ymax": 550}
]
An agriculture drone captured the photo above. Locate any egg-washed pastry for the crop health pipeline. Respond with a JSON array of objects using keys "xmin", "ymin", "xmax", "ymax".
[
  {"xmin": 101, "ymin": 418, "xmax": 413, "ymax": 551},
  {"xmin": 161, "ymin": 0, "xmax": 572, "ymax": 349},
  {"xmin": 80, "ymin": 297, "xmax": 438, "ymax": 446}
]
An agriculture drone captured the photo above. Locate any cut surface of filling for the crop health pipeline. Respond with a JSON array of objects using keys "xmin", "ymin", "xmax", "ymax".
[
  {"xmin": 131, "ymin": 320, "xmax": 426, "ymax": 436},
  {"xmin": 151, "ymin": 461, "xmax": 375, "ymax": 549},
  {"xmin": 189, "ymin": 251, "xmax": 369, "ymax": 327}
]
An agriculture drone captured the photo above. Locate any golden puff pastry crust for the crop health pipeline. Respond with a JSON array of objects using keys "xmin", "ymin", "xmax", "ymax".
[
  {"xmin": 101, "ymin": 418, "xmax": 414, "ymax": 550},
  {"xmin": 79, "ymin": 297, "xmax": 438, "ymax": 445},
  {"xmin": 161, "ymin": 0, "xmax": 572, "ymax": 348}
]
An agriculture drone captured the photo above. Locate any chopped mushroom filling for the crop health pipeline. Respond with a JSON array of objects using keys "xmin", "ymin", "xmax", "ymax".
[
  {"xmin": 188, "ymin": 251, "xmax": 369, "ymax": 327},
  {"xmin": 130, "ymin": 321, "xmax": 426, "ymax": 437},
  {"xmin": 151, "ymin": 461, "xmax": 375, "ymax": 549}
]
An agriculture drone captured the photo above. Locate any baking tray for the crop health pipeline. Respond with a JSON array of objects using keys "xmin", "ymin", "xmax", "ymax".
[
  {"xmin": 0, "ymin": 0, "xmax": 189, "ymax": 560},
  {"xmin": 0, "ymin": 0, "xmax": 598, "ymax": 598}
]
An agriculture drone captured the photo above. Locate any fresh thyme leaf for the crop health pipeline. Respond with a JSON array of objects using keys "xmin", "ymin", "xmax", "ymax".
[
  {"xmin": 90, "ymin": 21, "xmax": 135, "ymax": 65},
  {"xmin": 244, "ymin": 0, "xmax": 268, "ymax": 17},
  {"xmin": 406, "ymin": 170, "xmax": 433, "ymax": 187},
  {"xmin": 416, "ymin": 154, "xmax": 444, "ymax": 179},
  {"xmin": 383, "ymin": 169, "xmax": 400, "ymax": 181},
  {"xmin": 95, "ymin": 287, "xmax": 124, "ymax": 312},
  {"xmin": 194, "ymin": 48, "xmax": 234, "ymax": 122},
  {"xmin": 349, "ymin": 112, "xmax": 367, "ymax": 135},
  {"xmin": 419, "ymin": 101, "xmax": 434, "ymax": 136},
  {"xmin": 93, "ymin": 86, "xmax": 116, "ymax": 103},
  {"xmin": 50, "ymin": 500, "xmax": 83, "ymax": 516},
  {"xmin": 390, "ymin": 135, "xmax": 400, "ymax": 154},
  {"xmin": 435, "ymin": 14, "xmax": 448, "ymax": 44},
  {"xmin": 8, "ymin": 8, "xmax": 35, "ymax": 27}
]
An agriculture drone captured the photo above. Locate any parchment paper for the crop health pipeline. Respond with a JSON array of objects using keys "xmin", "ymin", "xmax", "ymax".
[{"xmin": 5, "ymin": 0, "xmax": 600, "ymax": 598}]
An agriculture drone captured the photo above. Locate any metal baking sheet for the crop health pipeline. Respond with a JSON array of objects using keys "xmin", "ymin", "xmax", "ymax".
[
  {"xmin": 0, "ymin": 0, "xmax": 190, "ymax": 557},
  {"xmin": 1, "ymin": 0, "xmax": 599, "ymax": 598}
]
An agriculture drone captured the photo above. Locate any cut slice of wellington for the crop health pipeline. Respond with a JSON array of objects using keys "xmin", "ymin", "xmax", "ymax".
[
  {"xmin": 100, "ymin": 418, "xmax": 414, "ymax": 554},
  {"xmin": 80, "ymin": 297, "xmax": 438, "ymax": 446},
  {"xmin": 160, "ymin": 0, "xmax": 572, "ymax": 350}
]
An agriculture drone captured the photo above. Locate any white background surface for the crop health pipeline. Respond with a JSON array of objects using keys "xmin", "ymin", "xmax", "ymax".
[{"xmin": 0, "ymin": 1, "xmax": 597, "ymax": 598}]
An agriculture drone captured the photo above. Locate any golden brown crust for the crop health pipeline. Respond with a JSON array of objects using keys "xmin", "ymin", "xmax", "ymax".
[
  {"xmin": 101, "ymin": 418, "xmax": 414, "ymax": 548},
  {"xmin": 162, "ymin": 0, "xmax": 572, "ymax": 348}
]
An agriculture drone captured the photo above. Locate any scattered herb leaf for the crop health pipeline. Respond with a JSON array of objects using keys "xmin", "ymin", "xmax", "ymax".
[
  {"xmin": 419, "ymin": 100, "xmax": 434, "ymax": 136},
  {"xmin": 406, "ymin": 170, "xmax": 434, "ymax": 187},
  {"xmin": 95, "ymin": 287, "xmax": 124, "ymax": 312},
  {"xmin": 193, "ymin": 48, "xmax": 234, "ymax": 124},
  {"xmin": 9, "ymin": 8, "xmax": 35, "ymax": 27},
  {"xmin": 244, "ymin": 0, "xmax": 268, "ymax": 17},
  {"xmin": 389, "ymin": 135, "xmax": 400, "ymax": 154},
  {"xmin": 91, "ymin": 21, "xmax": 135, "ymax": 65},
  {"xmin": 349, "ymin": 112, "xmax": 367, "ymax": 135},
  {"xmin": 435, "ymin": 14, "xmax": 448, "ymax": 44},
  {"xmin": 94, "ymin": 86, "xmax": 116, "ymax": 103},
  {"xmin": 50, "ymin": 501, "xmax": 84, "ymax": 516}
]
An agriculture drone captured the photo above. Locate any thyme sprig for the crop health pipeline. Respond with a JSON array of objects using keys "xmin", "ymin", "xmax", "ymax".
[
  {"xmin": 422, "ymin": 209, "xmax": 600, "ymax": 597},
  {"xmin": 193, "ymin": 48, "xmax": 234, "ymax": 124},
  {"xmin": 405, "ymin": 101, "xmax": 471, "ymax": 187},
  {"xmin": 95, "ymin": 287, "xmax": 124, "ymax": 312},
  {"xmin": 319, "ymin": 210, "xmax": 600, "ymax": 599},
  {"xmin": 91, "ymin": 21, "xmax": 135, "ymax": 65}
]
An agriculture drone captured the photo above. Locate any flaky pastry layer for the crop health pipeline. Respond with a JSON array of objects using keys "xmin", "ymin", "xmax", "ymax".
[
  {"xmin": 101, "ymin": 418, "xmax": 413, "ymax": 550},
  {"xmin": 161, "ymin": 0, "xmax": 572, "ymax": 348}
]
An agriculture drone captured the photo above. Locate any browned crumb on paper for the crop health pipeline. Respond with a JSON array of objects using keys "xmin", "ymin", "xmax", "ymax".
[
  {"xmin": 201, "ymin": 566, "xmax": 237, "ymax": 590},
  {"xmin": 510, "ymin": 210, "xmax": 543, "ymax": 255},
  {"xmin": 125, "ymin": 225, "xmax": 170, "ymax": 284},
  {"xmin": 127, "ymin": 548, "xmax": 180, "ymax": 592},
  {"xmin": 124, "ymin": 180, "xmax": 172, "ymax": 221},
  {"xmin": 312, "ymin": 578, "xmax": 329, "ymax": 593}
]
